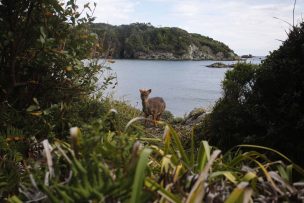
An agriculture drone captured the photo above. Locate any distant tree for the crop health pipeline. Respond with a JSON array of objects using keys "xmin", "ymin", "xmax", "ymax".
[{"xmin": 91, "ymin": 23, "xmax": 237, "ymax": 60}]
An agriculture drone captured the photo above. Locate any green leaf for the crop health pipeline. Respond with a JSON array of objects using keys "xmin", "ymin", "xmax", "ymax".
[
  {"xmin": 7, "ymin": 195, "xmax": 23, "ymax": 203},
  {"xmin": 130, "ymin": 148, "xmax": 152, "ymax": 203},
  {"xmin": 242, "ymin": 172, "xmax": 257, "ymax": 182},
  {"xmin": 169, "ymin": 125, "xmax": 190, "ymax": 165},
  {"xmin": 197, "ymin": 141, "xmax": 211, "ymax": 172},
  {"xmin": 210, "ymin": 171, "xmax": 237, "ymax": 184},
  {"xmin": 145, "ymin": 177, "xmax": 181, "ymax": 203},
  {"xmin": 186, "ymin": 150, "xmax": 221, "ymax": 203},
  {"xmin": 190, "ymin": 132, "xmax": 195, "ymax": 167},
  {"xmin": 163, "ymin": 125, "xmax": 171, "ymax": 155},
  {"xmin": 225, "ymin": 182, "xmax": 252, "ymax": 203},
  {"xmin": 238, "ymin": 144, "xmax": 304, "ymax": 177}
]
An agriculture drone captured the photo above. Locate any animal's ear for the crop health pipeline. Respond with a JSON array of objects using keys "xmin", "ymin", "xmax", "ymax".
[
  {"xmin": 148, "ymin": 89, "xmax": 152, "ymax": 93},
  {"xmin": 139, "ymin": 89, "xmax": 143, "ymax": 93}
]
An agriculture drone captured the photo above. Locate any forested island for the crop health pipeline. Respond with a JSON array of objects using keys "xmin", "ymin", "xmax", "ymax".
[{"xmin": 92, "ymin": 23, "xmax": 238, "ymax": 60}]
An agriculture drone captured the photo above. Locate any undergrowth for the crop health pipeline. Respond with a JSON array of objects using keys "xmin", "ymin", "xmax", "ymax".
[{"xmin": 3, "ymin": 111, "xmax": 304, "ymax": 203}]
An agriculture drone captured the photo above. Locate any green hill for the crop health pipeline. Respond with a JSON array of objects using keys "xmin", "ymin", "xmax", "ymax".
[{"xmin": 92, "ymin": 23, "xmax": 238, "ymax": 60}]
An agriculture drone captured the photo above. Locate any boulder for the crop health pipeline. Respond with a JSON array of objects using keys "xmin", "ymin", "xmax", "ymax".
[
  {"xmin": 183, "ymin": 108, "xmax": 206, "ymax": 125},
  {"xmin": 207, "ymin": 62, "xmax": 234, "ymax": 68}
]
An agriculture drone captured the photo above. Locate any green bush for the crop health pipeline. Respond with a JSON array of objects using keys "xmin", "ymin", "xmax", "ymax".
[
  {"xmin": 161, "ymin": 110, "xmax": 175, "ymax": 123},
  {"xmin": 0, "ymin": 0, "xmax": 116, "ymax": 138},
  {"xmin": 201, "ymin": 23, "xmax": 304, "ymax": 165},
  {"xmin": 102, "ymin": 98, "xmax": 142, "ymax": 132},
  {"xmin": 0, "ymin": 0, "xmax": 115, "ymax": 196}
]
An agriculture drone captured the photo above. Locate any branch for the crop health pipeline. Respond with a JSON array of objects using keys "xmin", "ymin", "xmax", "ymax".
[
  {"xmin": 273, "ymin": 17, "xmax": 293, "ymax": 27},
  {"xmin": 293, "ymin": 0, "xmax": 297, "ymax": 27}
]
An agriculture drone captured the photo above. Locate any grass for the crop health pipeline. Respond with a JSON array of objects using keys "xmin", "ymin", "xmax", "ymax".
[{"xmin": 6, "ymin": 111, "xmax": 304, "ymax": 202}]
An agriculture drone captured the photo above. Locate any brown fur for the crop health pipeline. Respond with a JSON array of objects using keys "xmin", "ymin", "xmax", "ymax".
[{"xmin": 139, "ymin": 89, "xmax": 166, "ymax": 125}]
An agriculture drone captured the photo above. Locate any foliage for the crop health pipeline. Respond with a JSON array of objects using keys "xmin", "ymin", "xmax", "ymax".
[
  {"xmin": 161, "ymin": 110, "xmax": 175, "ymax": 123},
  {"xmin": 102, "ymin": 98, "xmax": 143, "ymax": 131},
  {"xmin": 91, "ymin": 23, "xmax": 237, "ymax": 60},
  {"xmin": 200, "ymin": 23, "xmax": 304, "ymax": 165},
  {"xmin": 6, "ymin": 120, "xmax": 304, "ymax": 202},
  {"xmin": 0, "ymin": 0, "xmax": 116, "ymax": 197},
  {"xmin": 2, "ymin": 0, "xmax": 304, "ymax": 202},
  {"xmin": 196, "ymin": 63, "xmax": 259, "ymax": 146},
  {"xmin": 0, "ymin": 0, "xmax": 116, "ymax": 137}
]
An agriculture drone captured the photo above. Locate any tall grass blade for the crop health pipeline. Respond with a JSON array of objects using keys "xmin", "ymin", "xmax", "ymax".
[
  {"xmin": 173, "ymin": 164, "xmax": 183, "ymax": 183},
  {"xmin": 190, "ymin": 132, "xmax": 195, "ymax": 167},
  {"xmin": 130, "ymin": 148, "xmax": 152, "ymax": 203},
  {"xmin": 238, "ymin": 144, "xmax": 304, "ymax": 176},
  {"xmin": 42, "ymin": 139, "xmax": 54, "ymax": 178},
  {"xmin": 197, "ymin": 141, "xmax": 211, "ymax": 172},
  {"xmin": 248, "ymin": 157, "xmax": 283, "ymax": 195},
  {"xmin": 168, "ymin": 125, "xmax": 190, "ymax": 165},
  {"xmin": 238, "ymin": 144, "xmax": 291, "ymax": 162},
  {"xmin": 125, "ymin": 116, "xmax": 145, "ymax": 131},
  {"xmin": 242, "ymin": 172, "xmax": 257, "ymax": 182},
  {"xmin": 163, "ymin": 125, "xmax": 171, "ymax": 155},
  {"xmin": 210, "ymin": 171, "xmax": 237, "ymax": 184},
  {"xmin": 186, "ymin": 150, "xmax": 221, "ymax": 203},
  {"xmin": 7, "ymin": 196, "xmax": 23, "ymax": 203},
  {"xmin": 145, "ymin": 177, "xmax": 181, "ymax": 203},
  {"xmin": 225, "ymin": 182, "xmax": 252, "ymax": 203},
  {"xmin": 269, "ymin": 171, "xmax": 296, "ymax": 193}
]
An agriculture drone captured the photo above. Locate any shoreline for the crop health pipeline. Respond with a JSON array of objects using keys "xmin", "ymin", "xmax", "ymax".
[{"xmin": 107, "ymin": 58, "xmax": 241, "ymax": 62}]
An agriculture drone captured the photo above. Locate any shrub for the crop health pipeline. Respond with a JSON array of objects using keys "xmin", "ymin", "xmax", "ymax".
[
  {"xmin": 0, "ymin": 0, "xmax": 117, "ymax": 137},
  {"xmin": 0, "ymin": 0, "xmax": 115, "ymax": 196},
  {"xmin": 161, "ymin": 110, "xmax": 175, "ymax": 123},
  {"xmin": 201, "ymin": 23, "xmax": 304, "ymax": 165}
]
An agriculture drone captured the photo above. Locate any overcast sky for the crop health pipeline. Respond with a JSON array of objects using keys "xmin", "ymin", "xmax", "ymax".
[{"xmin": 79, "ymin": 0, "xmax": 304, "ymax": 56}]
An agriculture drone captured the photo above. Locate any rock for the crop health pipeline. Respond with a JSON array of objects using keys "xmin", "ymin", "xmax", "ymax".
[
  {"xmin": 207, "ymin": 62, "xmax": 235, "ymax": 68},
  {"xmin": 134, "ymin": 51, "xmax": 177, "ymax": 60},
  {"xmin": 216, "ymin": 52, "xmax": 225, "ymax": 60},
  {"xmin": 183, "ymin": 108, "xmax": 206, "ymax": 125},
  {"xmin": 241, "ymin": 54, "xmax": 253, "ymax": 58},
  {"xmin": 131, "ymin": 44, "xmax": 238, "ymax": 61}
]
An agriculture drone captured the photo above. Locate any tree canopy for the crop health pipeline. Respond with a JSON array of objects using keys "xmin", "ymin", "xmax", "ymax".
[{"xmin": 91, "ymin": 23, "xmax": 237, "ymax": 60}]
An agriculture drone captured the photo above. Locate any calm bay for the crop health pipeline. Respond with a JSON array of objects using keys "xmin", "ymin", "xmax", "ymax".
[{"xmin": 102, "ymin": 58, "xmax": 263, "ymax": 116}]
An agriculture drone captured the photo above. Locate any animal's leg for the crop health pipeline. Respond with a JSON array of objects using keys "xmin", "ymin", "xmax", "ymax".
[
  {"xmin": 156, "ymin": 114, "xmax": 161, "ymax": 121},
  {"xmin": 144, "ymin": 114, "xmax": 148, "ymax": 126},
  {"xmin": 152, "ymin": 114, "xmax": 157, "ymax": 126}
]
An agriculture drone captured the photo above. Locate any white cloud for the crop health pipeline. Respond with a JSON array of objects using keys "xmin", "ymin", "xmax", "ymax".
[
  {"xmin": 77, "ymin": 0, "xmax": 139, "ymax": 24},
  {"xmin": 174, "ymin": 1, "xmax": 201, "ymax": 17},
  {"xmin": 75, "ymin": 0, "xmax": 304, "ymax": 55},
  {"xmin": 167, "ymin": 0, "xmax": 303, "ymax": 55}
]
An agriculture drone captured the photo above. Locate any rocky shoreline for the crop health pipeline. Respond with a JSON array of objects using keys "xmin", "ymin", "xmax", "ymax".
[{"xmin": 130, "ymin": 45, "xmax": 239, "ymax": 61}]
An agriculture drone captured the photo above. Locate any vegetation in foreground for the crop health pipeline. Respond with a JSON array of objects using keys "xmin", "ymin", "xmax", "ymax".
[
  {"xmin": 5, "ymin": 119, "xmax": 304, "ymax": 202},
  {"xmin": 1, "ymin": 0, "xmax": 304, "ymax": 202}
]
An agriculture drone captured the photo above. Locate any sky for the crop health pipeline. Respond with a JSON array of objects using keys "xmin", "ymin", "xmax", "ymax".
[{"xmin": 78, "ymin": 0, "xmax": 304, "ymax": 56}]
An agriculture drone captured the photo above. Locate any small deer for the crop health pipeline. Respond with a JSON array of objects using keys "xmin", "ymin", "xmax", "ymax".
[{"xmin": 139, "ymin": 89, "xmax": 166, "ymax": 126}]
